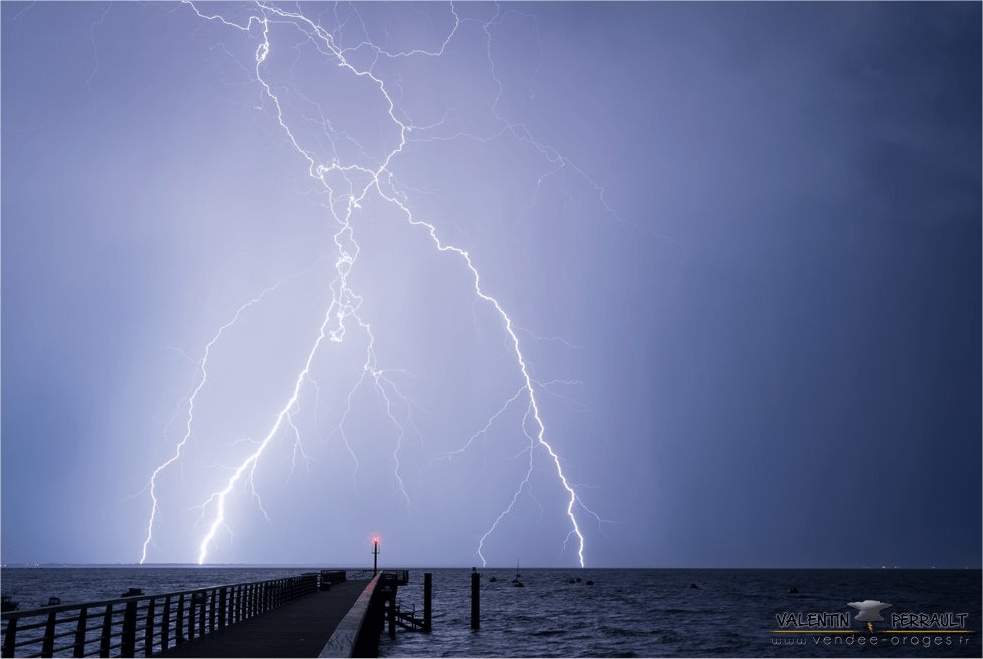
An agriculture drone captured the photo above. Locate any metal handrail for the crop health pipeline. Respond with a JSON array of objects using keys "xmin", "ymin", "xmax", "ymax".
[{"xmin": 1, "ymin": 573, "xmax": 320, "ymax": 658}]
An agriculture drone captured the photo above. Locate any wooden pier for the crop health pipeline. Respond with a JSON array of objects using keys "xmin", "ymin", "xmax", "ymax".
[
  {"xmin": 1, "ymin": 570, "xmax": 429, "ymax": 658},
  {"xmin": 157, "ymin": 578, "xmax": 371, "ymax": 658}
]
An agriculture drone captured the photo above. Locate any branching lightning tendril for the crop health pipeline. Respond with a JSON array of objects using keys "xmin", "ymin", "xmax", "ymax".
[{"xmin": 137, "ymin": 1, "xmax": 626, "ymax": 568}]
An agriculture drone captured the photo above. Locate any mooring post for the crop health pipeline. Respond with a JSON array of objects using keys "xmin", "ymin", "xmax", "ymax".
[
  {"xmin": 423, "ymin": 572, "xmax": 432, "ymax": 632},
  {"xmin": 470, "ymin": 569, "xmax": 480, "ymax": 629}
]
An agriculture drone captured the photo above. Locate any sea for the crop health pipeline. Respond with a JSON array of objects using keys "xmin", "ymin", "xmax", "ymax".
[{"xmin": 1, "ymin": 566, "xmax": 979, "ymax": 657}]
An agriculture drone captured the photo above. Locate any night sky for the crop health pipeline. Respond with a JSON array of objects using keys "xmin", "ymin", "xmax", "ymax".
[{"xmin": 2, "ymin": 2, "xmax": 980, "ymax": 569}]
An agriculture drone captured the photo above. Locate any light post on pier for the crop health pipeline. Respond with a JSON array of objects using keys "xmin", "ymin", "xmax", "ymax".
[{"xmin": 372, "ymin": 537, "xmax": 380, "ymax": 576}]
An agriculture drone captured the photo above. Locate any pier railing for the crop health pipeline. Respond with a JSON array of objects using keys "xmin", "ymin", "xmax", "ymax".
[{"xmin": 1, "ymin": 573, "xmax": 319, "ymax": 658}]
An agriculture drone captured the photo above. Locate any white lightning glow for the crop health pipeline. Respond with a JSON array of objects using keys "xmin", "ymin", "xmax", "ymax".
[
  {"xmin": 137, "ymin": 1, "xmax": 622, "ymax": 568},
  {"xmin": 139, "ymin": 282, "xmax": 289, "ymax": 564}
]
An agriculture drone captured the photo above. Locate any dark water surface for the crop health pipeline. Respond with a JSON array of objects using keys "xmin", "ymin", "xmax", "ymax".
[
  {"xmin": 378, "ymin": 568, "xmax": 980, "ymax": 658},
  {"xmin": 1, "ymin": 567, "xmax": 979, "ymax": 657}
]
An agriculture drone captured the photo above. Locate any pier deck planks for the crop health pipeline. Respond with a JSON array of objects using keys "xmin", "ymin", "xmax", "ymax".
[{"xmin": 156, "ymin": 579, "xmax": 370, "ymax": 658}]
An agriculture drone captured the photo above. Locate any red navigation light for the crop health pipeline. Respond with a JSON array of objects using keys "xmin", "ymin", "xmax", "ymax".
[{"xmin": 372, "ymin": 536, "xmax": 380, "ymax": 546}]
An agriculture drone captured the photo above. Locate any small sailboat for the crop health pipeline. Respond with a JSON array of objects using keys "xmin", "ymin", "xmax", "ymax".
[{"xmin": 511, "ymin": 560, "xmax": 523, "ymax": 587}]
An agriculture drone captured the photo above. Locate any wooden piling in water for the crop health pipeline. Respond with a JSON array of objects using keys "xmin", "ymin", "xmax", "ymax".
[
  {"xmin": 423, "ymin": 573, "xmax": 432, "ymax": 633},
  {"xmin": 470, "ymin": 571, "xmax": 480, "ymax": 629}
]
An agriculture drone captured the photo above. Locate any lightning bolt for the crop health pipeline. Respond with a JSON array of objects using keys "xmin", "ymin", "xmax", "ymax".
[
  {"xmin": 135, "ymin": 1, "xmax": 634, "ymax": 567},
  {"xmin": 397, "ymin": 216, "xmax": 586, "ymax": 567},
  {"xmin": 139, "ymin": 281, "xmax": 290, "ymax": 564}
]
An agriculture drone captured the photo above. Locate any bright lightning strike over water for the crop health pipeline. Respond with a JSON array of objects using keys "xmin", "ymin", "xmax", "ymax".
[
  {"xmin": 6, "ymin": 0, "xmax": 980, "ymax": 575},
  {"xmin": 139, "ymin": 283, "xmax": 286, "ymax": 564},
  {"xmin": 129, "ymin": 1, "xmax": 638, "ymax": 568}
]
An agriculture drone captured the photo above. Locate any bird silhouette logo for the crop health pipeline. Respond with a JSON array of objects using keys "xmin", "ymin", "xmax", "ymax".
[{"xmin": 848, "ymin": 600, "xmax": 891, "ymax": 632}]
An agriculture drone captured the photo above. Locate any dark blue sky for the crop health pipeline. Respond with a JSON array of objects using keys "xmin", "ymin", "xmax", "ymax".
[{"xmin": 2, "ymin": 2, "xmax": 980, "ymax": 569}]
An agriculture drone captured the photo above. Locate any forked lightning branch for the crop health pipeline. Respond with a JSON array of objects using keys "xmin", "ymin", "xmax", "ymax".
[{"xmin": 138, "ymin": 1, "xmax": 602, "ymax": 567}]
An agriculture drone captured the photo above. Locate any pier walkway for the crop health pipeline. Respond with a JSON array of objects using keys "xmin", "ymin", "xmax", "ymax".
[
  {"xmin": 1, "ymin": 571, "xmax": 410, "ymax": 658},
  {"xmin": 156, "ymin": 578, "xmax": 369, "ymax": 658}
]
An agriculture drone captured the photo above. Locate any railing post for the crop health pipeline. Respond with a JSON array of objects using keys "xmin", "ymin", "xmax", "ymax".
[
  {"xmin": 74, "ymin": 606, "xmax": 88, "ymax": 657},
  {"xmin": 42, "ymin": 610, "xmax": 57, "ymax": 657},
  {"xmin": 100, "ymin": 604, "xmax": 113, "ymax": 658},
  {"xmin": 192, "ymin": 593, "xmax": 200, "ymax": 640},
  {"xmin": 219, "ymin": 588, "xmax": 227, "ymax": 629},
  {"xmin": 198, "ymin": 592, "xmax": 206, "ymax": 635},
  {"xmin": 161, "ymin": 596, "xmax": 171, "ymax": 652},
  {"xmin": 4, "ymin": 616, "xmax": 18, "ymax": 658},
  {"xmin": 187, "ymin": 596, "xmax": 195, "ymax": 642},
  {"xmin": 208, "ymin": 590, "xmax": 216, "ymax": 633},
  {"xmin": 121, "ymin": 599, "xmax": 137, "ymax": 657},
  {"xmin": 175, "ymin": 594, "xmax": 185, "ymax": 645},
  {"xmin": 143, "ymin": 597, "xmax": 155, "ymax": 657}
]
